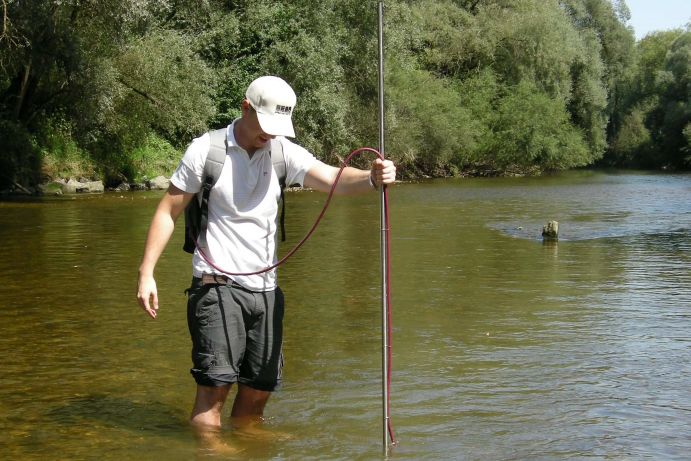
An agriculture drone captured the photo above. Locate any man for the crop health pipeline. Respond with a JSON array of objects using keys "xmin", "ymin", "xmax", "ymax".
[{"xmin": 136, "ymin": 76, "xmax": 396, "ymax": 436}]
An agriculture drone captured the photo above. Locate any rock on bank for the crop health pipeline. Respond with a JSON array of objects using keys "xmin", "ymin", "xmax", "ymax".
[{"xmin": 1, "ymin": 175, "xmax": 170, "ymax": 196}]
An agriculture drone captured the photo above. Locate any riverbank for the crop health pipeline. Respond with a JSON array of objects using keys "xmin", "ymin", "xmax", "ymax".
[
  {"xmin": 0, "ymin": 162, "xmax": 539, "ymax": 197},
  {"xmin": 9, "ymin": 163, "xmax": 684, "ymax": 198},
  {"xmin": 0, "ymin": 175, "xmax": 171, "ymax": 197}
]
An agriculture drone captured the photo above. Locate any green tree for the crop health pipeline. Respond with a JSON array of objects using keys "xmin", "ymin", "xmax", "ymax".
[
  {"xmin": 109, "ymin": 30, "xmax": 216, "ymax": 145},
  {"xmin": 0, "ymin": 0, "xmax": 218, "ymax": 186},
  {"xmin": 609, "ymin": 106, "xmax": 652, "ymax": 167},
  {"xmin": 485, "ymin": 79, "xmax": 590, "ymax": 170},
  {"xmin": 402, "ymin": 0, "xmax": 609, "ymax": 170},
  {"xmin": 653, "ymin": 31, "xmax": 691, "ymax": 168},
  {"xmin": 385, "ymin": 64, "xmax": 480, "ymax": 175},
  {"xmin": 610, "ymin": 28, "xmax": 691, "ymax": 169},
  {"xmin": 4, "ymin": 0, "xmax": 681, "ymax": 189},
  {"xmin": 0, "ymin": 0, "xmax": 128, "ymax": 186}
]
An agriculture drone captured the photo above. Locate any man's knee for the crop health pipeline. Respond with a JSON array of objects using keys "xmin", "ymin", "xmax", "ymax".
[{"xmin": 191, "ymin": 384, "xmax": 232, "ymax": 427}]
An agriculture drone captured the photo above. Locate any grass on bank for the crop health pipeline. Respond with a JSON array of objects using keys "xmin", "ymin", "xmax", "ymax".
[
  {"xmin": 126, "ymin": 134, "xmax": 181, "ymax": 184},
  {"xmin": 37, "ymin": 120, "xmax": 181, "ymax": 186}
]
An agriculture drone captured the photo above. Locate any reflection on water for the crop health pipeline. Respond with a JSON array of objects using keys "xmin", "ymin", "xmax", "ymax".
[{"xmin": 0, "ymin": 171, "xmax": 690, "ymax": 460}]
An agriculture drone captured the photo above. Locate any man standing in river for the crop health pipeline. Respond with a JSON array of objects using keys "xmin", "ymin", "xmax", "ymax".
[{"xmin": 136, "ymin": 76, "xmax": 396, "ymax": 439}]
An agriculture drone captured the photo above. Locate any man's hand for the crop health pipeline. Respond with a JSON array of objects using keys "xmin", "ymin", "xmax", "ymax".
[
  {"xmin": 304, "ymin": 157, "xmax": 397, "ymax": 195},
  {"xmin": 137, "ymin": 274, "xmax": 159, "ymax": 319},
  {"xmin": 370, "ymin": 158, "xmax": 397, "ymax": 189}
]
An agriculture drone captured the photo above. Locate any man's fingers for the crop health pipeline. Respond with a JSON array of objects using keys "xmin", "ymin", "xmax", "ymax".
[
  {"xmin": 138, "ymin": 292, "xmax": 150, "ymax": 311},
  {"xmin": 137, "ymin": 284, "xmax": 159, "ymax": 319},
  {"xmin": 372, "ymin": 159, "xmax": 396, "ymax": 185},
  {"xmin": 151, "ymin": 292, "xmax": 159, "ymax": 315},
  {"xmin": 143, "ymin": 290, "xmax": 158, "ymax": 319},
  {"xmin": 143, "ymin": 295, "xmax": 157, "ymax": 319}
]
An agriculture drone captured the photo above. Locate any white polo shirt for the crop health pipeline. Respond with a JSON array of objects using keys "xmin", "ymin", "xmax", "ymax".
[{"xmin": 170, "ymin": 122, "xmax": 317, "ymax": 291}]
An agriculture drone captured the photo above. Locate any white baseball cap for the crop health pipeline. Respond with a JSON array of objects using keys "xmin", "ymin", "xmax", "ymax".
[{"xmin": 245, "ymin": 76, "xmax": 296, "ymax": 137}]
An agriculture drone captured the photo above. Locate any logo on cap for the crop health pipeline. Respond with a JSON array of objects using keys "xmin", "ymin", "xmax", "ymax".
[{"xmin": 275, "ymin": 105, "xmax": 293, "ymax": 116}]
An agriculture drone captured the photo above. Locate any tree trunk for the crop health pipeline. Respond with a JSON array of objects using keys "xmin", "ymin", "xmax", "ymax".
[{"xmin": 13, "ymin": 59, "xmax": 31, "ymax": 120}]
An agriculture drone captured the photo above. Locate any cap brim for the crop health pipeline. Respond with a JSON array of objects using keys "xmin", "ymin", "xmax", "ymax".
[{"xmin": 256, "ymin": 112, "xmax": 295, "ymax": 138}]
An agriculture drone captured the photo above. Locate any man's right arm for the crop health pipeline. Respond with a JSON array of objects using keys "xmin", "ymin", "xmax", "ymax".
[{"xmin": 137, "ymin": 184, "xmax": 195, "ymax": 319}]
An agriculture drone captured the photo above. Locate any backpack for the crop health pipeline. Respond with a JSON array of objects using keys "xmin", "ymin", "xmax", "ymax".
[{"xmin": 182, "ymin": 128, "xmax": 288, "ymax": 254}]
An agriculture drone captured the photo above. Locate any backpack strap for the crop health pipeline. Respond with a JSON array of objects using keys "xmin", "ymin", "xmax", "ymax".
[
  {"xmin": 270, "ymin": 138, "xmax": 288, "ymax": 241},
  {"xmin": 198, "ymin": 128, "xmax": 228, "ymax": 249}
]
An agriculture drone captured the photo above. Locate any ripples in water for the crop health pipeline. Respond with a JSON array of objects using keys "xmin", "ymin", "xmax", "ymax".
[{"xmin": 1, "ymin": 173, "xmax": 690, "ymax": 459}]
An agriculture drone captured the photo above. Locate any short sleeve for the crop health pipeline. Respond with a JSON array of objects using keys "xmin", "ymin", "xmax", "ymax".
[
  {"xmin": 281, "ymin": 138, "xmax": 318, "ymax": 187},
  {"xmin": 170, "ymin": 133, "xmax": 211, "ymax": 193}
]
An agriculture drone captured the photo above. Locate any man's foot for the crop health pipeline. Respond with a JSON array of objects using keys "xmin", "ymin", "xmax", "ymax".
[
  {"xmin": 198, "ymin": 439, "xmax": 245, "ymax": 457},
  {"xmin": 192, "ymin": 423, "xmax": 245, "ymax": 456},
  {"xmin": 231, "ymin": 416, "xmax": 293, "ymax": 441}
]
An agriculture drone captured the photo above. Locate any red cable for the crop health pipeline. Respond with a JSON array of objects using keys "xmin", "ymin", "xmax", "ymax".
[
  {"xmin": 195, "ymin": 146, "xmax": 396, "ymax": 443},
  {"xmin": 196, "ymin": 146, "xmax": 382, "ymax": 276}
]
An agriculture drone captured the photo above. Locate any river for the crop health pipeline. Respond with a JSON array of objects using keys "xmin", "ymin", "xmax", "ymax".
[{"xmin": 0, "ymin": 170, "xmax": 689, "ymax": 460}]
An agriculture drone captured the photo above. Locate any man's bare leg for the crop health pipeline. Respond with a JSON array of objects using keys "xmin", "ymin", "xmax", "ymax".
[
  {"xmin": 230, "ymin": 384, "xmax": 291, "ymax": 440},
  {"xmin": 230, "ymin": 384, "xmax": 274, "ymax": 437},
  {"xmin": 231, "ymin": 383, "xmax": 270, "ymax": 417},
  {"xmin": 190, "ymin": 384, "xmax": 242, "ymax": 454}
]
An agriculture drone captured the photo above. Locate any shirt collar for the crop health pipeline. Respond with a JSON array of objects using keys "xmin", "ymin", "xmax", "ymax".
[
  {"xmin": 226, "ymin": 119, "xmax": 271, "ymax": 155},
  {"xmin": 226, "ymin": 119, "xmax": 240, "ymax": 148}
]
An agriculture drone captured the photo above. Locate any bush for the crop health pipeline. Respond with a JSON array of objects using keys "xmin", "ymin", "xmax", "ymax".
[
  {"xmin": 486, "ymin": 80, "xmax": 590, "ymax": 170},
  {"xmin": 609, "ymin": 107, "xmax": 652, "ymax": 167},
  {"xmin": 386, "ymin": 64, "xmax": 478, "ymax": 175},
  {"xmin": 127, "ymin": 134, "xmax": 181, "ymax": 183},
  {"xmin": 36, "ymin": 118, "xmax": 95, "ymax": 181}
]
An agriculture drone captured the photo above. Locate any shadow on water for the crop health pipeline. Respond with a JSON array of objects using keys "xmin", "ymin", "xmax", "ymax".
[
  {"xmin": 46, "ymin": 394, "xmax": 188, "ymax": 435},
  {"xmin": 43, "ymin": 394, "xmax": 294, "ymax": 460}
]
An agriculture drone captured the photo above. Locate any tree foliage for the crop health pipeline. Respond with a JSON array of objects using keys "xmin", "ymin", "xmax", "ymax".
[
  {"xmin": 607, "ymin": 28, "xmax": 691, "ymax": 169},
  {"xmin": 0, "ymin": 0, "xmax": 688, "ymax": 189}
]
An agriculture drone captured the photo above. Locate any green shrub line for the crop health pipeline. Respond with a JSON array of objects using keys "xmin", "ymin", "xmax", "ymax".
[{"xmin": 2, "ymin": 1, "xmax": 690, "ymax": 192}]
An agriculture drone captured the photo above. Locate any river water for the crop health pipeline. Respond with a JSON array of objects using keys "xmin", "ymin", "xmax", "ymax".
[{"xmin": 0, "ymin": 170, "xmax": 689, "ymax": 460}]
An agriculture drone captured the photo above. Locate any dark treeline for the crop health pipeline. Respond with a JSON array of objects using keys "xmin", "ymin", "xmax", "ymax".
[{"xmin": 1, "ymin": 0, "xmax": 689, "ymax": 189}]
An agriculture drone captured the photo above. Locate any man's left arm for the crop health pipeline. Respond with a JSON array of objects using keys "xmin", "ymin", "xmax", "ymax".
[{"xmin": 303, "ymin": 158, "xmax": 396, "ymax": 195}]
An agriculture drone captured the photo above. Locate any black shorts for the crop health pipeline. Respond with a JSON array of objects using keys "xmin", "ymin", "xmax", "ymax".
[{"xmin": 186, "ymin": 277, "xmax": 284, "ymax": 391}]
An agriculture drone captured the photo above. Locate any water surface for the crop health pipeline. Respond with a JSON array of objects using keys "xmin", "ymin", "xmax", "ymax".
[{"xmin": 1, "ymin": 170, "xmax": 689, "ymax": 460}]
